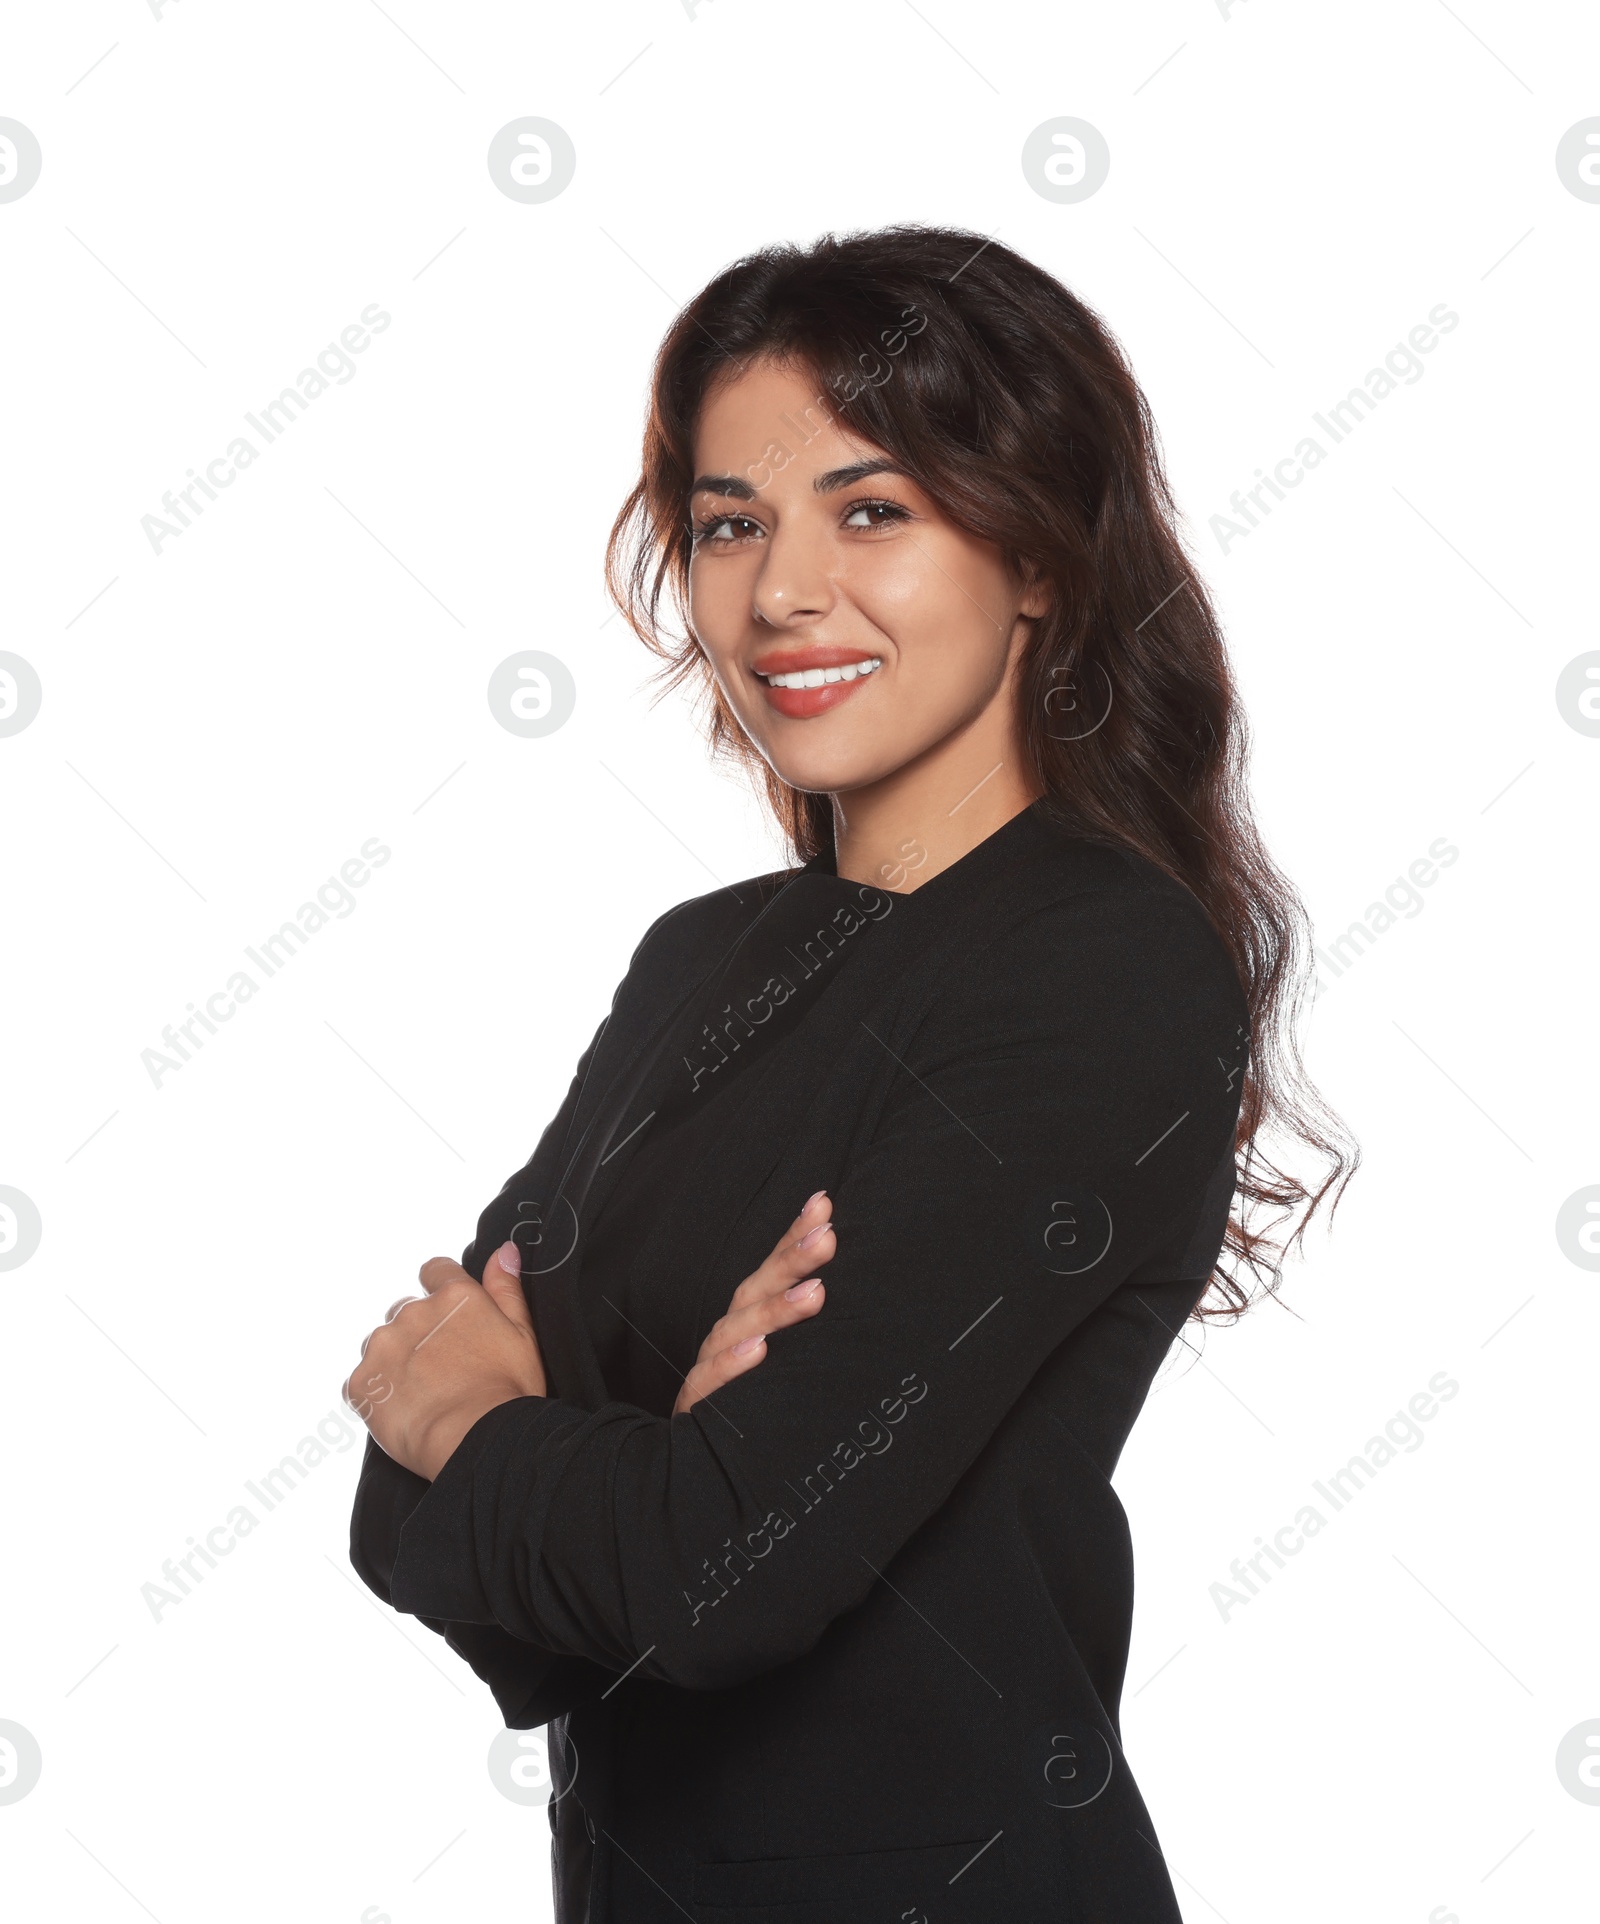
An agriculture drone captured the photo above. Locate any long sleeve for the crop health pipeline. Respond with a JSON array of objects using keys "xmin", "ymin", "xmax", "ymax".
[
  {"xmin": 349, "ymin": 1010, "xmax": 621, "ymax": 1725},
  {"xmin": 387, "ymin": 883, "xmax": 1249, "ymax": 1694}
]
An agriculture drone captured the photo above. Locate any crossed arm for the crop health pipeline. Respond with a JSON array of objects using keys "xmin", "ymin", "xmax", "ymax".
[
  {"xmin": 343, "ymin": 1191, "xmax": 840, "ymax": 1479},
  {"xmin": 342, "ymin": 1182, "xmax": 840, "ymax": 1726},
  {"xmin": 343, "ymin": 886, "xmax": 1247, "ymax": 1702}
]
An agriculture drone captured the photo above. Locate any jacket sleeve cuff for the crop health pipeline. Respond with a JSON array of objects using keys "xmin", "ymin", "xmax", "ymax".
[
  {"xmin": 389, "ymin": 1394, "xmax": 589, "ymax": 1625},
  {"xmin": 349, "ymin": 1433, "xmax": 434, "ymax": 1606},
  {"xmin": 438, "ymin": 1625, "xmax": 617, "ymax": 1728}
]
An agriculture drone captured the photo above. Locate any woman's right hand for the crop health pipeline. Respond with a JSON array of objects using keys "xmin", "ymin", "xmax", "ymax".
[{"xmin": 672, "ymin": 1192, "xmax": 836, "ymax": 1415}]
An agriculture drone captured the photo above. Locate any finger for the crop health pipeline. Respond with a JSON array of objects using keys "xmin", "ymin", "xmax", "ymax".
[
  {"xmin": 751, "ymin": 1194, "xmax": 835, "ymax": 1287},
  {"xmin": 359, "ymin": 1313, "xmax": 397, "ymax": 1361},
  {"xmin": 675, "ymin": 1193, "xmax": 837, "ymax": 1412},
  {"xmin": 384, "ymin": 1296, "xmax": 420, "ymax": 1322},
  {"xmin": 418, "ymin": 1256, "xmax": 473, "ymax": 1295},
  {"xmin": 344, "ymin": 1364, "xmax": 393, "ymax": 1422},
  {"xmin": 703, "ymin": 1275, "xmax": 828, "ymax": 1358},
  {"xmin": 698, "ymin": 1286, "xmax": 830, "ymax": 1396},
  {"xmin": 734, "ymin": 1204, "xmax": 836, "ymax": 1312},
  {"xmin": 479, "ymin": 1239, "xmax": 535, "ymax": 1334},
  {"xmin": 674, "ymin": 1328, "xmax": 772, "ymax": 1415},
  {"xmin": 778, "ymin": 1190, "xmax": 831, "ymax": 1254}
]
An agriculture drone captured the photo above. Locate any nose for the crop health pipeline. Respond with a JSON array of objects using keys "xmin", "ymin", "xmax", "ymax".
[{"xmin": 750, "ymin": 522, "xmax": 835, "ymax": 627}]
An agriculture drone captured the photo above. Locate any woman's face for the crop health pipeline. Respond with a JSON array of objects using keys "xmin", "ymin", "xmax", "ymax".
[{"xmin": 687, "ymin": 357, "xmax": 1047, "ymax": 799}]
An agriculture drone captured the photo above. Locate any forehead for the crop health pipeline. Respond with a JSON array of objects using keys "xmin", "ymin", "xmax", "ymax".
[{"xmin": 691, "ymin": 357, "xmax": 877, "ymax": 472}]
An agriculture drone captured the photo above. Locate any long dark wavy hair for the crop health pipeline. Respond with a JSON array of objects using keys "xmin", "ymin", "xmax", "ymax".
[{"xmin": 607, "ymin": 224, "xmax": 1356, "ymax": 1318}]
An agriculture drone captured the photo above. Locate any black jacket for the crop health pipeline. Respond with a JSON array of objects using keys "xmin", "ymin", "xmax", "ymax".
[{"xmin": 351, "ymin": 800, "xmax": 1249, "ymax": 1922}]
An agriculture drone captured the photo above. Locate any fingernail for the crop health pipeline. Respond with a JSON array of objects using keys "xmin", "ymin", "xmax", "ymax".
[
  {"xmin": 495, "ymin": 1240, "xmax": 521, "ymax": 1277},
  {"xmin": 732, "ymin": 1334, "xmax": 765, "ymax": 1355},
  {"xmin": 785, "ymin": 1278, "xmax": 820, "ymax": 1302},
  {"xmin": 805, "ymin": 1190, "xmax": 828, "ymax": 1208},
  {"xmin": 799, "ymin": 1221, "xmax": 832, "ymax": 1249}
]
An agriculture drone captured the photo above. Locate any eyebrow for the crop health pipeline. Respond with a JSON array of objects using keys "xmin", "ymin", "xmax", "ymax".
[
  {"xmin": 689, "ymin": 457, "xmax": 910, "ymax": 502},
  {"xmin": 690, "ymin": 473, "xmax": 758, "ymax": 501}
]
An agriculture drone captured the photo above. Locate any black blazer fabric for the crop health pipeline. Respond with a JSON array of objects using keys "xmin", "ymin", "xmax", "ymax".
[{"xmin": 351, "ymin": 802, "xmax": 1249, "ymax": 1923}]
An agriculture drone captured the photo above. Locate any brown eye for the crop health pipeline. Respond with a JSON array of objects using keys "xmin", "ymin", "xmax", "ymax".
[
  {"xmin": 695, "ymin": 513, "xmax": 762, "ymax": 545},
  {"xmin": 842, "ymin": 499, "xmax": 910, "ymax": 530}
]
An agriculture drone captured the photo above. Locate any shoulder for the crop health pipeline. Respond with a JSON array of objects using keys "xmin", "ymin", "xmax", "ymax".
[
  {"xmin": 933, "ymin": 819, "xmax": 1249, "ymax": 1052},
  {"xmin": 893, "ymin": 825, "xmax": 1251, "ymax": 1193},
  {"xmin": 877, "ymin": 823, "xmax": 1250, "ymax": 1216},
  {"xmin": 619, "ymin": 865, "xmax": 801, "ymax": 997}
]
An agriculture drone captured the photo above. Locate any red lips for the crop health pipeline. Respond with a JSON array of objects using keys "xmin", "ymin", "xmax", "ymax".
[
  {"xmin": 750, "ymin": 647, "xmax": 883, "ymax": 721},
  {"xmin": 750, "ymin": 645, "xmax": 880, "ymax": 678}
]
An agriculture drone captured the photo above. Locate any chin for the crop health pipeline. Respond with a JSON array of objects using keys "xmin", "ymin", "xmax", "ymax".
[
  {"xmin": 756, "ymin": 740, "xmax": 920, "ymax": 798},
  {"xmin": 754, "ymin": 692, "xmax": 980, "ymax": 797}
]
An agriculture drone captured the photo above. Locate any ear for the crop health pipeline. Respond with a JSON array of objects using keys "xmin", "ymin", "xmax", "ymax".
[{"xmin": 1018, "ymin": 571, "xmax": 1052, "ymax": 621}]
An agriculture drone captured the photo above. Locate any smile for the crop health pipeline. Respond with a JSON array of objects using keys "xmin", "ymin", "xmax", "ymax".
[
  {"xmin": 755, "ymin": 658, "xmax": 882, "ymax": 689},
  {"xmin": 751, "ymin": 655, "xmax": 883, "ymax": 720}
]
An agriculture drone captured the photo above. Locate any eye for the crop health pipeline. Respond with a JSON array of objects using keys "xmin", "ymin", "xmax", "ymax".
[
  {"xmin": 842, "ymin": 497, "xmax": 911, "ymax": 531},
  {"xmin": 692, "ymin": 512, "xmax": 764, "ymax": 547}
]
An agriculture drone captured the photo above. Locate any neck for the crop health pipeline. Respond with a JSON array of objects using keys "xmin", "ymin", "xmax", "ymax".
[{"xmin": 831, "ymin": 690, "xmax": 1041, "ymax": 895}]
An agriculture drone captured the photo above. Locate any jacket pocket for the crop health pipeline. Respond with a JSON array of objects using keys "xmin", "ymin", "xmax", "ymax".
[{"xmin": 690, "ymin": 1833, "xmax": 1005, "ymax": 1916}]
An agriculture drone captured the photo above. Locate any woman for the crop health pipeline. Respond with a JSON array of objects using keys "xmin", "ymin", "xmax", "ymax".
[{"xmin": 345, "ymin": 226, "xmax": 1352, "ymax": 1922}]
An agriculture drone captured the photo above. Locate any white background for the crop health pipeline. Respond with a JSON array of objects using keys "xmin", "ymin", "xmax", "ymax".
[{"xmin": 2, "ymin": 2, "xmax": 1595, "ymax": 1920}]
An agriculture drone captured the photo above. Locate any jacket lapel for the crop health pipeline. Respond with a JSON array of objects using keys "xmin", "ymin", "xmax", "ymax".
[
  {"xmin": 512, "ymin": 867, "xmax": 869, "ymax": 1408},
  {"xmin": 520, "ymin": 804, "xmax": 1064, "ymax": 1411},
  {"xmin": 605, "ymin": 810, "xmax": 1065, "ymax": 1350}
]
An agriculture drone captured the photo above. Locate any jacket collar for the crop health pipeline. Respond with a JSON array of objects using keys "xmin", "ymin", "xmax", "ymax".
[{"xmin": 532, "ymin": 800, "xmax": 1058, "ymax": 1407}]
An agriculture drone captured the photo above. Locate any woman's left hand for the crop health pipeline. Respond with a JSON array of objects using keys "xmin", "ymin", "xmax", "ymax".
[
  {"xmin": 343, "ymin": 1240, "xmax": 545, "ymax": 1481},
  {"xmin": 672, "ymin": 1192, "xmax": 835, "ymax": 1415}
]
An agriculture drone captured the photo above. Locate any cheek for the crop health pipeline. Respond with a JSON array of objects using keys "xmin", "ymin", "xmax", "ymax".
[
  {"xmin": 849, "ymin": 544, "xmax": 1012, "ymax": 670},
  {"xmin": 687, "ymin": 565, "xmax": 761, "ymax": 714},
  {"xmin": 688, "ymin": 557, "xmax": 751, "ymax": 648}
]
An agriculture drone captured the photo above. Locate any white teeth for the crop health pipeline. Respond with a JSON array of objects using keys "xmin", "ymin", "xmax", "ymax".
[{"xmin": 759, "ymin": 658, "xmax": 882, "ymax": 689}]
